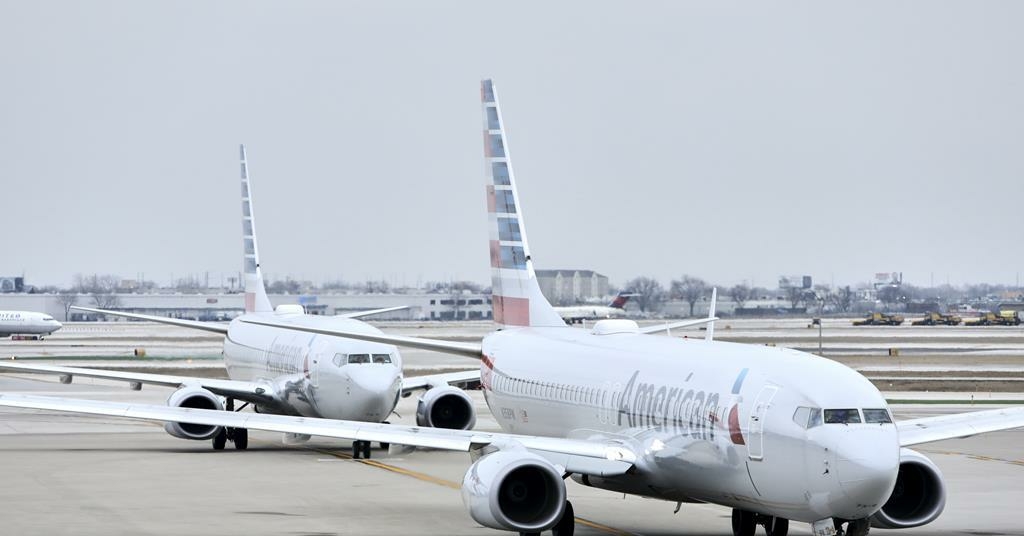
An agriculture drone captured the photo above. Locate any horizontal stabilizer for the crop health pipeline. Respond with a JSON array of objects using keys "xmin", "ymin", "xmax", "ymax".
[
  {"xmin": 638, "ymin": 316, "xmax": 719, "ymax": 335},
  {"xmin": 339, "ymin": 306, "xmax": 409, "ymax": 319}
]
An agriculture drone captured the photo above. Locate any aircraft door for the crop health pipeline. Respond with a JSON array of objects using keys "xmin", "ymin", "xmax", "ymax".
[{"xmin": 747, "ymin": 385, "xmax": 778, "ymax": 461}]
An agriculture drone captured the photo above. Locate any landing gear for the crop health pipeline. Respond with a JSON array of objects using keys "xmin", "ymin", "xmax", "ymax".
[
  {"xmin": 551, "ymin": 500, "xmax": 575, "ymax": 536},
  {"xmin": 834, "ymin": 519, "xmax": 870, "ymax": 536},
  {"xmin": 232, "ymin": 428, "xmax": 248, "ymax": 450},
  {"xmin": 732, "ymin": 509, "xmax": 788, "ymax": 536},
  {"xmin": 352, "ymin": 440, "xmax": 372, "ymax": 459},
  {"xmin": 212, "ymin": 429, "xmax": 227, "ymax": 450}
]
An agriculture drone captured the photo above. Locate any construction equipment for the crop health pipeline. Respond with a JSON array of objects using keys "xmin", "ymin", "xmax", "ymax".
[
  {"xmin": 911, "ymin": 312, "xmax": 962, "ymax": 326},
  {"xmin": 853, "ymin": 312, "xmax": 904, "ymax": 326},
  {"xmin": 965, "ymin": 311, "xmax": 1022, "ymax": 326}
]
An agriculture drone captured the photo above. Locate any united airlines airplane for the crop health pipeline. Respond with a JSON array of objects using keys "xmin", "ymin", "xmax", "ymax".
[
  {"xmin": 2, "ymin": 83, "xmax": 1023, "ymax": 536},
  {"xmin": 0, "ymin": 311, "xmax": 62, "ymax": 338},
  {"xmin": 0, "ymin": 145, "xmax": 478, "ymax": 457}
]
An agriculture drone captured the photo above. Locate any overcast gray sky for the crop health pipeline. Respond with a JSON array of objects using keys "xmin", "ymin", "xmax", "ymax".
[{"xmin": 2, "ymin": 2, "xmax": 1022, "ymax": 290}]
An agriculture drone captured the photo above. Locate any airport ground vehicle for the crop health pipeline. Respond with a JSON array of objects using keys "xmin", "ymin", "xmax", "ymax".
[
  {"xmin": 853, "ymin": 312, "xmax": 904, "ymax": 326},
  {"xmin": 966, "ymin": 311, "xmax": 1022, "ymax": 326},
  {"xmin": 911, "ymin": 312, "xmax": 961, "ymax": 326}
]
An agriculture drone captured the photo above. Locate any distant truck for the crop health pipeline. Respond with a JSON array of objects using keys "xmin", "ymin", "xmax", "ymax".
[
  {"xmin": 853, "ymin": 312, "xmax": 904, "ymax": 326},
  {"xmin": 965, "ymin": 310, "xmax": 1022, "ymax": 326},
  {"xmin": 911, "ymin": 312, "xmax": 962, "ymax": 326}
]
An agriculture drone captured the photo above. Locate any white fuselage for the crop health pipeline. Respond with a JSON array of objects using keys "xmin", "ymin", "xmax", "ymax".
[
  {"xmin": 479, "ymin": 327, "xmax": 899, "ymax": 524},
  {"xmin": 221, "ymin": 312, "xmax": 402, "ymax": 422},
  {"xmin": 0, "ymin": 311, "xmax": 62, "ymax": 337}
]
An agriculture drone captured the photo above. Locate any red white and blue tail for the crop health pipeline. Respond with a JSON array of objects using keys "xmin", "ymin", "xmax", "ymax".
[
  {"xmin": 481, "ymin": 79, "xmax": 564, "ymax": 328},
  {"xmin": 240, "ymin": 144, "xmax": 273, "ymax": 314}
]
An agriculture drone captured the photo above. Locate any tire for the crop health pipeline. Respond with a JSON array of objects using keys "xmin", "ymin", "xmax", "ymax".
[
  {"xmin": 233, "ymin": 428, "xmax": 248, "ymax": 450},
  {"xmin": 212, "ymin": 428, "xmax": 227, "ymax": 450},
  {"xmin": 846, "ymin": 518, "xmax": 870, "ymax": 536},
  {"xmin": 764, "ymin": 517, "xmax": 789, "ymax": 536},
  {"xmin": 552, "ymin": 500, "xmax": 575, "ymax": 536},
  {"xmin": 731, "ymin": 509, "xmax": 756, "ymax": 536},
  {"xmin": 361, "ymin": 441, "xmax": 372, "ymax": 459}
]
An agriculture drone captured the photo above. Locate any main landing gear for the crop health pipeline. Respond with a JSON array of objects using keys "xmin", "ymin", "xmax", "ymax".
[
  {"xmin": 211, "ymin": 398, "xmax": 249, "ymax": 451},
  {"xmin": 519, "ymin": 500, "xmax": 575, "ymax": 536},
  {"xmin": 732, "ymin": 509, "xmax": 789, "ymax": 536},
  {"xmin": 352, "ymin": 440, "xmax": 372, "ymax": 459}
]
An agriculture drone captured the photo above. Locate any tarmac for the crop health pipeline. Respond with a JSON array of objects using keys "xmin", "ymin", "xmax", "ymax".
[{"xmin": 1, "ymin": 320, "xmax": 1023, "ymax": 535}]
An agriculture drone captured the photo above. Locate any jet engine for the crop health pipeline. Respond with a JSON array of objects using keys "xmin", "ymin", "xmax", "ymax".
[
  {"xmin": 870, "ymin": 448, "xmax": 946, "ymax": 529},
  {"xmin": 461, "ymin": 450, "xmax": 566, "ymax": 533},
  {"xmin": 416, "ymin": 385, "xmax": 476, "ymax": 429},
  {"xmin": 163, "ymin": 386, "xmax": 225, "ymax": 440}
]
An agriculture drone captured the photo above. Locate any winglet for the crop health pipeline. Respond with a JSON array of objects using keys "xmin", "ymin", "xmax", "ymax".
[
  {"xmin": 240, "ymin": 144, "xmax": 273, "ymax": 313},
  {"xmin": 705, "ymin": 288, "xmax": 718, "ymax": 342},
  {"xmin": 481, "ymin": 79, "xmax": 565, "ymax": 328}
]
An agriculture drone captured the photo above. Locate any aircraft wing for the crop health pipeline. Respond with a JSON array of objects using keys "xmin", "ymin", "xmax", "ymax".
[
  {"xmin": 0, "ymin": 394, "xmax": 634, "ymax": 477},
  {"xmin": 339, "ymin": 306, "xmax": 409, "ymax": 319},
  {"xmin": 0, "ymin": 363, "xmax": 272, "ymax": 404},
  {"xmin": 70, "ymin": 306, "xmax": 229, "ymax": 335},
  {"xmin": 401, "ymin": 370, "xmax": 481, "ymax": 396},
  {"xmin": 638, "ymin": 317, "xmax": 719, "ymax": 335},
  {"xmin": 241, "ymin": 318, "xmax": 484, "ymax": 359},
  {"xmin": 897, "ymin": 406, "xmax": 1024, "ymax": 447}
]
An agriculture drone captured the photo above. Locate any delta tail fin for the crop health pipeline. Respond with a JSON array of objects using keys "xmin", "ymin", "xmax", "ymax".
[
  {"xmin": 609, "ymin": 292, "xmax": 635, "ymax": 310},
  {"xmin": 240, "ymin": 144, "xmax": 273, "ymax": 313},
  {"xmin": 481, "ymin": 79, "xmax": 564, "ymax": 328}
]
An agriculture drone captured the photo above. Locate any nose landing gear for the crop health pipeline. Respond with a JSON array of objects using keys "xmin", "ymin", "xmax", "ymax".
[
  {"xmin": 834, "ymin": 518, "xmax": 870, "ymax": 536},
  {"xmin": 732, "ymin": 509, "xmax": 789, "ymax": 536}
]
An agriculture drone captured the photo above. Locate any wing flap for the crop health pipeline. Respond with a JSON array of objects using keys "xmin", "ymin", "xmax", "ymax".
[
  {"xmin": 897, "ymin": 406, "xmax": 1024, "ymax": 446},
  {"xmin": 0, "ymin": 394, "xmax": 634, "ymax": 475}
]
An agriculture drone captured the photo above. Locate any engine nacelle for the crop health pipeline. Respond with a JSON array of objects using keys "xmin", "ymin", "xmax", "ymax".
[
  {"xmin": 461, "ymin": 450, "xmax": 566, "ymax": 533},
  {"xmin": 870, "ymin": 448, "xmax": 946, "ymax": 529},
  {"xmin": 163, "ymin": 386, "xmax": 225, "ymax": 441},
  {"xmin": 416, "ymin": 385, "xmax": 476, "ymax": 430}
]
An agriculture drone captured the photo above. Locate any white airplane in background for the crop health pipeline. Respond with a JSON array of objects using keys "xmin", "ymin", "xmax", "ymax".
[
  {"xmin": 2, "ymin": 82, "xmax": 1024, "ymax": 536},
  {"xmin": 0, "ymin": 145, "xmax": 479, "ymax": 458},
  {"xmin": 0, "ymin": 311, "xmax": 62, "ymax": 338},
  {"xmin": 554, "ymin": 292, "xmax": 634, "ymax": 324}
]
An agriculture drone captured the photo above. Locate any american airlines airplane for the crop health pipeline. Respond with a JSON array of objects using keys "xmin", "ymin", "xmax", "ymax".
[
  {"xmin": 1, "ymin": 82, "xmax": 1023, "ymax": 536},
  {"xmin": 0, "ymin": 311, "xmax": 62, "ymax": 338},
  {"xmin": 553, "ymin": 293, "xmax": 633, "ymax": 324},
  {"xmin": 0, "ymin": 145, "xmax": 479, "ymax": 457}
]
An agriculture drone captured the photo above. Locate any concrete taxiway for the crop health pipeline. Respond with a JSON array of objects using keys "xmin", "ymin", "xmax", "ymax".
[{"xmin": 0, "ymin": 372, "xmax": 1022, "ymax": 535}]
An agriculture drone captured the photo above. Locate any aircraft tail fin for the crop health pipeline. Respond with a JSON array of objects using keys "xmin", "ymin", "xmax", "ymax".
[
  {"xmin": 481, "ymin": 79, "xmax": 565, "ymax": 328},
  {"xmin": 609, "ymin": 292, "xmax": 634, "ymax": 310},
  {"xmin": 240, "ymin": 144, "xmax": 273, "ymax": 314}
]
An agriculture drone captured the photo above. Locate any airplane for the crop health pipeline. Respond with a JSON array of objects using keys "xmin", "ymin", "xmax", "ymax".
[
  {"xmin": 0, "ymin": 145, "xmax": 479, "ymax": 458},
  {"xmin": 553, "ymin": 292, "xmax": 634, "ymax": 324},
  {"xmin": 0, "ymin": 311, "xmax": 62, "ymax": 338},
  {"xmin": 1, "ymin": 81, "xmax": 1023, "ymax": 536}
]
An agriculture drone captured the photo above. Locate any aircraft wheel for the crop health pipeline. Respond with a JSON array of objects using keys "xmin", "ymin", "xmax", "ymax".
[
  {"xmin": 731, "ymin": 509, "xmax": 756, "ymax": 536},
  {"xmin": 763, "ymin": 516, "xmax": 788, "ymax": 536},
  {"xmin": 845, "ymin": 519, "xmax": 870, "ymax": 536},
  {"xmin": 362, "ymin": 440, "xmax": 372, "ymax": 459},
  {"xmin": 233, "ymin": 428, "xmax": 248, "ymax": 450},
  {"xmin": 212, "ymin": 428, "xmax": 227, "ymax": 450},
  {"xmin": 551, "ymin": 500, "xmax": 574, "ymax": 536}
]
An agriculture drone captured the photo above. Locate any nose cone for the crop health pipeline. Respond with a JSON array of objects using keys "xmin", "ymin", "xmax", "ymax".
[
  {"xmin": 345, "ymin": 366, "xmax": 401, "ymax": 421},
  {"xmin": 835, "ymin": 428, "xmax": 900, "ymax": 516}
]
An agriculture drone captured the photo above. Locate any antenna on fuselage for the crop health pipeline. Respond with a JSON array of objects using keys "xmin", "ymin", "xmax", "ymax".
[{"xmin": 705, "ymin": 287, "xmax": 718, "ymax": 342}]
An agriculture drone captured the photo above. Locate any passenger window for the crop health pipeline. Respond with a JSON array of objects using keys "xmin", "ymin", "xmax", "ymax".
[
  {"xmin": 372, "ymin": 354, "xmax": 392, "ymax": 364},
  {"xmin": 333, "ymin": 353, "xmax": 345, "ymax": 367},
  {"xmin": 824, "ymin": 408, "xmax": 862, "ymax": 424},
  {"xmin": 863, "ymin": 409, "xmax": 893, "ymax": 424},
  {"xmin": 347, "ymin": 354, "xmax": 370, "ymax": 364}
]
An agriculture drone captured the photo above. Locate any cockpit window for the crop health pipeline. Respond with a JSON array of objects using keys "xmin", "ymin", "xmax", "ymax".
[
  {"xmin": 333, "ymin": 353, "xmax": 345, "ymax": 367},
  {"xmin": 42, "ymin": 316, "xmax": 54, "ymax": 321},
  {"xmin": 347, "ymin": 354, "xmax": 370, "ymax": 364},
  {"xmin": 793, "ymin": 406, "xmax": 824, "ymax": 429},
  {"xmin": 372, "ymin": 354, "xmax": 392, "ymax": 364},
  {"xmin": 863, "ymin": 408, "xmax": 893, "ymax": 424},
  {"xmin": 824, "ymin": 408, "xmax": 862, "ymax": 424}
]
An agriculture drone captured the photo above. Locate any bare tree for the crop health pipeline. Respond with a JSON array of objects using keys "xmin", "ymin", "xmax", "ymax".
[
  {"xmin": 625, "ymin": 276, "xmax": 666, "ymax": 313},
  {"xmin": 671, "ymin": 275, "xmax": 708, "ymax": 316},
  {"xmin": 828, "ymin": 286, "xmax": 854, "ymax": 313},
  {"xmin": 74, "ymin": 273, "xmax": 122, "ymax": 311},
  {"xmin": 785, "ymin": 286, "xmax": 808, "ymax": 310},
  {"xmin": 56, "ymin": 292, "xmax": 79, "ymax": 321},
  {"xmin": 729, "ymin": 284, "xmax": 751, "ymax": 309}
]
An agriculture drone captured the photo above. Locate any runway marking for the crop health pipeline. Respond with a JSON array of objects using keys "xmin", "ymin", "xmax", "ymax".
[
  {"xmin": 306, "ymin": 446, "xmax": 640, "ymax": 535},
  {"xmin": 923, "ymin": 448, "xmax": 1024, "ymax": 468}
]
